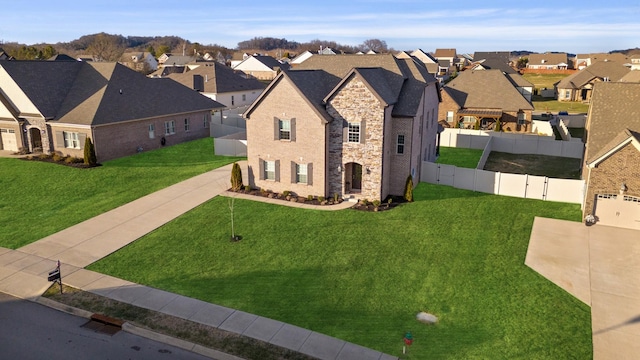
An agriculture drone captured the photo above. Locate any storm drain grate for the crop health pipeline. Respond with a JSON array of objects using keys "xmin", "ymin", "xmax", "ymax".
[{"xmin": 81, "ymin": 319, "xmax": 121, "ymax": 335}]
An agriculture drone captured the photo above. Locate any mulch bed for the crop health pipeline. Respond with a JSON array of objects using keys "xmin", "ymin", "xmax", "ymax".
[
  {"xmin": 229, "ymin": 188, "xmax": 406, "ymax": 212},
  {"xmin": 20, "ymin": 154, "xmax": 100, "ymax": 168}
]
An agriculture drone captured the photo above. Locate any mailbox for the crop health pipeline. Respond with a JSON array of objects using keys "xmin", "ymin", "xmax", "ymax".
[{"xmin": 48, "ymin": 269, "xmax": 60, "ymax": 282}]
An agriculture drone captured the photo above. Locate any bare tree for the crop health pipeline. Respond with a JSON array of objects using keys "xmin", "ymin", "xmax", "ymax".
[
  {"xmin": 87, "ymin": 33, "xmax": 124, "ymax": 61},
  {"xmin": 361, "ymin": 38, "xmax": 388, "ymax": 53}
]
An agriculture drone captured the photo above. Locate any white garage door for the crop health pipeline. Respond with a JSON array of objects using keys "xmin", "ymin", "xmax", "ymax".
[
  {"xmin": 0, "ymin": 128, "xmax": 18, "ymax": 151},
  {"xmin": 595, "ymin": 194, "xmax": 640, "ymax": 230}
]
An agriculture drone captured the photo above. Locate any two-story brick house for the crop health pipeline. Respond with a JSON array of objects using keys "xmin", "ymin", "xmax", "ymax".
[{"xmin": 244, "ymin": 54, "xmax": 441, "ymax": 201}]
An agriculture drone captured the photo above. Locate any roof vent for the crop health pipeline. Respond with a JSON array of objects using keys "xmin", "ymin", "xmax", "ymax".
[{"xmin": 119, "ymin": 89, "xmax": 123, "ymax": 94}]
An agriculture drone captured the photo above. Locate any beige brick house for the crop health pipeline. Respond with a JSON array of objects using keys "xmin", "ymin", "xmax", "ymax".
[
  {"xmin": 0, "ymin": 60, "xmax": 223, "ymax": 162},
  {"xmin": 582, "ymin": 82, "xmax": 640, "ymax": 229},
  {"xmin": 439, "ymin": 69, "xmax": 534, "ymax": 132},
  {"xmin": 244, "ymin": 54, "xmax": 441, "ymax": 201}
]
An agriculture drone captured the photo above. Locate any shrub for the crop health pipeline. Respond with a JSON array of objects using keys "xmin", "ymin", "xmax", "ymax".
[
  {"xmin": 230, "ymin": 162, "xmax": 243, "ymax": 191},
  {"xmin": 52, "ymin": 152, "xmax": 65, "ymax": 162},
  {"xmin": 404, "ymin": 175, "xmax": 414, "ymax": 202},
  {"xmin": 333, "ymin": 193, "xmax": 339, "ymax": 202},
  {"xmin": 373, "ymin": 200, "xmax": 381, "ymax": 208},
  {"xmin": 361, "ymin": 198, "xmax": 369, "ymax": 205},
  {"xmin": 83, "ymin": 137, "xmax": 97, "ymax": 166},
  {"xmin": 282, "ymin": 190, "xmax": 290, "ymax": 197},
  {"xmin": 260, "ymin": 188, "xmax": 267, "ymax": 194},
  {"xmin": 494, "ymin": 119, "xmax": 501, "ymax": 132},
  {"xmin": 307, "ymin": 195, "xmax": 313, "ymax": 201},
  {"xmin": 38, "ymin": 153, "xmax": 52, "ymax": 160},
  {"xmin": 65, "ymin": 156, "xmax": 83, "ymax": 164},
  {"xmin": 244, "ymin": 185, "xmax": 251, "ymax": 192},
  {"xmin": 318, "ymin": 196, "xmax": 325, "ymax": 202},
  {"xmin": 474, "ymin": 119, "xmax": 480, "ymax": 130}
]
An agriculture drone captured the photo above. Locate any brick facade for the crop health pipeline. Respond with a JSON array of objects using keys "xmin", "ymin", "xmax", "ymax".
[
  {"xmin": 583, "ymin": 144, "xmax": 640, "ymax": 216},
  {"xmin": 246, "ymin": 77, "xmax": 327, "ymax": 197}
]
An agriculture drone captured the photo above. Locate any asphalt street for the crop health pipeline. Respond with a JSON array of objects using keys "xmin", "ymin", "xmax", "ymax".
[{"xmin": 0, "ymin": 292, "xmax": 210, "ymax": 360}]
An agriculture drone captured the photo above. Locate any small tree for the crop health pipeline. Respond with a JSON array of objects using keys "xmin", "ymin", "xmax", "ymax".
[
  {"xmin": 83, "ymin": 137, "xmax": 97, "ymax": 166},
  {"xmin": 494, "ymin": 119, "xmax": 501, "ymax": 132},
  {"xmin": 230, "ymin": 162, "xmax": 243, "ymax": 191},
  {"xmin": 404, "ymin": 175, "xmax": 414, "ymax": 202},
  {"xmin": 474, "ymin": 119, "xmax": 480, "ymax": 130}
]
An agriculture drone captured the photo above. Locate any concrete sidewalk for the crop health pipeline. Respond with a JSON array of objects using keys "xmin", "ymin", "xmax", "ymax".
[{"xmin": 0, "ymin": 161, "xmax": 393, "ymax": 360}]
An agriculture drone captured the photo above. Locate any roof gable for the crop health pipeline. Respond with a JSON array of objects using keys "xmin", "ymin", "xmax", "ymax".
[
  {"xmin": 444, "ymin": 69, "xmax": 533, "ymax": 111},
  {"xmin": 585, "ymin": 82, "xmax": 640, "ymax": 163},
  {"xmin": 557, "ymin": 61, "xmax": 630, "ymax": 89},
  {"xmin": 587, "ymin": 129, "xmax": 640, "ymax": 167},
  {"xmin": 325, "ymin": 68, "xmax": 395, "ymax": 107},
  {"xmin": 166, "ymin": 63, "xmax": 265, "ymax": 94}
]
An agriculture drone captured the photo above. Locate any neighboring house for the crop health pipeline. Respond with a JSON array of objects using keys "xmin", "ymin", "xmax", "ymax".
[
  {"xmin": 232, "ymin": 55, "xmax": 290, "ymax": 81},
  {"xmin": 526, "ymin": 53, "xmax": 569, "ymax": 70},
  {"xmin": 0, "ymin": 48, "xmax": 11, "ymax": 60},
  {"xmin": 408, "ymin": 49, "xmax": 439, "ymax": 76},
  {"xmin": 244, "ymin": 54, "xmax": 441, "ymax": 202},
  {"xmin": 0, "ymin": 61, "xmax": 223, "ymax": 162},
  {"xmin": 582, "ymin": 82, "xmax": 640, "ymax": 230},
  {"xmin": 290, "ymin": 50, "xmax": 313, "ymax": 65},
  {"xmin": 157, "ymin": 53, "xmax": 196, "ymax": 67},
  {"xmin": 630, "ymin": 54, "xmax": 640, "ymax": 71},
  {"xmin": 434, "ymin": 48, "xmax": 457, "ymax": 80},
  {"xmin": 319, "ymin": 47, "xmax": 337, "ymax": 55},
  {"xmin": 472, "ymin": 51, "xmax": 516, "ymax": 73},
  {"xmin": 574, "ymin": 53, "xmax": 631, "ymax": 70},
  {"xmin": 48, "ymin": 54, "xmax": 77, "ymax": 61},
  {"xmin": 119, "ymin": 52, "xmax": 158, "ymax": 73},
  {"xmin": 439, "ymin": 69, "xmax": 534, "ymax": 132},
  {"xmin": 620, "ymin": 70, "xmax": 640, "ymax": 83},
  {"xmin": 165, "ymin": 62, "xmax": 265, "ymax": 108},
  {"xmin": 505, "ymin": 73, "xmax": 534, "ymax": 101},
  {"xmin": 555, "ymin": 61, "xmax": 630, "ymax": 102}
]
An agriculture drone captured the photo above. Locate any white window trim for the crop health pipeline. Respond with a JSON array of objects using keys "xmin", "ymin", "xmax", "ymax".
[
  {"xmin": 149, "ymin": 124, "xmax": 155, "ymax": 139},
  {"xmin": 63, "ymin": 131, "xmax": 80, "ymax": 149},
  {"xmin": 184, "ymin": 118, "xmax": 190, "ymax": 132},
  {"xmin": 396, "ymin": 134, "xmax": 405, "ymax": 155},
  {"xmin": 265, "ymin": 160, "xmax": 275, "ymax": 181},
  {"xmin": 279, "ymin": 119, "xmax": 291, "ymax": 140},
  {"xmin": 348, "ymin": 122, "xmax": 360, "ymax": 143},
  {"xmin": 164, "ymin": 120, "xmax": 176, "ymax": 135},
  {"xmin": 296, "ymin": 163, "xmax": 307, "ymax": 184}
]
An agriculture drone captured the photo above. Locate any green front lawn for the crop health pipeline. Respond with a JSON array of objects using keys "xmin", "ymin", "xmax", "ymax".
[
  {"xmin": 522, "ymin": 73, "xmax": 568, "ymax": 90},
  {"xmin": 89, "ymin": 184, "xmax": 591, "ymax": 359},
  {"xmin": 0, "ymin": 138, "xmax": 244, "ymax": 249},
  {"xmin": 437, "ymin": 147, "xmax": 484, "ymax": 168}
]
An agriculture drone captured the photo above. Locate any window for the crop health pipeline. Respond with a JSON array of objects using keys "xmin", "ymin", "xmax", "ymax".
[
  {"xmin": 279, "ymin": 120, "xmax": 291, "ymax": 140},
  {"xmin": 463, "ymin": 116, "xmax": 474, "ymax": 123},
  {"xmin": 518, "ymin": 112, "xmax": 527, "ymax": 125},
  {"xmin": 148, "ymin": 124, "xmax": 155, "ymax": 139},
  {"xmin": 446, "ymin": 111, "xmax": 453, "ymax": 123},
  {"xmin": 203, "ymin": 114, "xmax": 209, "ymax": 128},
  {"xmin": 184, "ymin": 118, "xmax": 190, "ymax": 132},
  {"xmin": 564, "ymin": 90, "xmax": 570, "ymax": 99},
  {"xmin": 264, "ymin": 160, "xmax": 275, "ymax": 180},
  {"xmin": 242, "ymin": 94, "xmax": 246, "ymax": 102},
  {"xmin": 164, "ymin": 120, "xmax": 175, "ymax": 135},
  {"xmin": 231, "ymin": 95, "xmax": 235, "ymax": 106},
  {"xmin": 63, "ymin": 131, "xmax": 80, "ymax": 149},
  {"xmin": 296, "ymin": 163, "xmax": 307, "ymax": 183},
  {"xmin": 348, "ymin": 122, "xmax": 360, "ymax": 143},
  {"xmin": 396, "ymin": 134, "xmax": 405, "ymax": 154}
]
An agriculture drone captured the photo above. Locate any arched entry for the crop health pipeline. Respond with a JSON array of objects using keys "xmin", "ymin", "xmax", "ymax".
[
  {"xmin": 29, "ymin": 128, "xmax": 42, "ymax": 152},
  {"xmin": 345, "ymin": 162, "xmax": 362, "ymax": 194}
]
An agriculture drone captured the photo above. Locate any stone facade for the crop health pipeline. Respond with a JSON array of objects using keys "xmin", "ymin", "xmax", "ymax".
[
  {"xmin": 583, "ymin": 143, "xmax": 640, "ymax": 216},
  {"xmin": 327, "ymin": 76, "xmax": 385, "ymax": 200},
  {"xmin": 246, "ymin": 77, "xmax": 327, "ymax": 197}
]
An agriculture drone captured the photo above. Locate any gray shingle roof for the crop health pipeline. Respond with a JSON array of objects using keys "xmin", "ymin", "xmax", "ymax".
[
  {"xmin": 166, "ymin": 62, "xmax": 265, "ymax": 94},
  {"xmin": 556, "ymin": 61, "xmax": 630, "ymax": 89},
  {"xmin": 585, "ymin": 82, "xmax": 640, "ymax": 163},
  {"xmin": 0, "ymin": 61, "xmax": 223, "ymax": 126},
  {"xmin": 619, "ymin": 70, "xmax": 640, "ymax": 83},
  {"xmin": 472, "ymin": 51, "xmax": 515, "ymax": 73},
  {"xmin": 527, "ymin": 53, "xmax": 568, "ymax": 66},
  {"xmin": 444, "ymin": 69, "xmax": 533, "ymax": 112}
]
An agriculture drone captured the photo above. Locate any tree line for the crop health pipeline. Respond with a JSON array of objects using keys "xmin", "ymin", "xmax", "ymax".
[{"xmin": 1, "ymin": 33, "xmax": 392, "ymax": 61}]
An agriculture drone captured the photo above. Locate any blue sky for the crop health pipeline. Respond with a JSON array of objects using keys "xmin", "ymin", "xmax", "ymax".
[{"xmin": 1, "ymin": 0, "xmax": 638, "ymax": 54}]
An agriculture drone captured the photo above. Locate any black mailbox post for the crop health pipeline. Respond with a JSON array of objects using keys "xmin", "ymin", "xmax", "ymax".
[{"xmin": 47, "ymin": 260, "xmax": 63, "ymax": 294}]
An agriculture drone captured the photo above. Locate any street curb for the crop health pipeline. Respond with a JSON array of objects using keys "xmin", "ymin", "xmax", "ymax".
[
  {"xmin": 34, "ymin": 296, "xmax": 245, "ymax": 360},
  {"xmin": 122, "ymin": 323, "xmax": 246, "ymax": 360},
  {"xmin": 35, "ymin": 296, "xmax": 94, "ymax": 319}
]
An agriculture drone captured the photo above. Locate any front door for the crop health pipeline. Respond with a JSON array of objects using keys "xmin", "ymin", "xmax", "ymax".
[
  {"xmin": 351, "ymin": 163, "xmax": 362, "ymax": 190},
  {"xmin": 29, "ymin": 128, "xmax": 42, "ymax": 152}
]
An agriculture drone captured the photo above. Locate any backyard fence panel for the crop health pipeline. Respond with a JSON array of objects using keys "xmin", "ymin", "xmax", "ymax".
[
  {"xmin": 510, "ymin": 138, "xmax": 539, "ymax": 154},
  {"xmin": 537, "ymin": 140, "xmax": 563, "ymax": 156},
  {"xmin": 492, "ymin": 137, "xmax": 516, "ymax": 153},
  {"xmin": 422, "ymin": 162, "xmax": 439, "ymax": 183},
  {"xmin": 561, "ymin": 142, "xmax": 584, "ymax": 159},
  {"xmin": 525, "ymin": 175, "xmax": 548, "ymax": 200},
  {"xmin": 214, "ymin": 139, "xmax": 247, "ymax": 156},
  {"xmin": 453, "ymin": 167, "xmax": 476, "ymax": 191},
  {"xmin": 558, "ymin": 119, "xmax": 571, "ymax": 141},
  {"xmin": 474, "ymin": 169, "xmax": 498, "ymax": 194},
  {"xmin": 211, "ymin": 123, "xmax": 245, "ymax": 138},
  {"xmin": 469, "ymin": 135, "xmax": 491, "ymax": 149},
  {"xmin": 437, "ymin": 164, "xmax": 456, "ymax": 186},
  {"xmin": 497, "ymin": 173, "xmax": 528, "ymax": 198},
  {"xmin": 532, "ymin": 120, "xmax": 555, "ymax": 136},
  {"xmin": 546, "ymin": 178, "xmax": 585, "ymax": 204},
  {"xmin": 476, "ymin": 137, "xmax": 493, "ymax": 169}
]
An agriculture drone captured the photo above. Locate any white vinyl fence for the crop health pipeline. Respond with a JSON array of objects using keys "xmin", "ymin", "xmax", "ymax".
[
  {"xmin": 426, "ymin": 129, "xmax": 586, "ymax": 204},
  {"xmin": 421, "ymin": 162, "xmax": 585, "ymax": 204},
  {"xmin": 214, "ymin": 132, "xmax": 247, "ymax": 156}
]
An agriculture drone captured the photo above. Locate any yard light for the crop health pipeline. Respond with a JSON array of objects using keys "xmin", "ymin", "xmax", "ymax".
[{"xmin": 620, "ymin": 183, "xmax": 627, "ymax": 194}]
